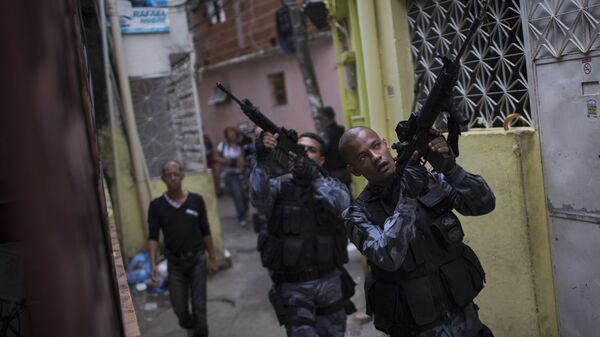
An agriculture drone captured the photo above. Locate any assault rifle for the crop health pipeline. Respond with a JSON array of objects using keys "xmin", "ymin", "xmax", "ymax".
[
  {"xmin": 393, "ymin": 0, "xmax": 490, "ymax": 174},
  {"xmin": 215, "ymin": 83, "xmax": 305, "ymax": 170}
]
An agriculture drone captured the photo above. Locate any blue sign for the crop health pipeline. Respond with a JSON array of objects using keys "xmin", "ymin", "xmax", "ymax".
[
  {"xmin": 128, "ymin": 0, "xmax": 167, "ymax": 7},
  {"xmin": 120, "ymin": 7, "xmax": 170, "ymax": 34},
  {"xmin": 145, "ymin": 0, "xmax": 168, "ymax": 6}
]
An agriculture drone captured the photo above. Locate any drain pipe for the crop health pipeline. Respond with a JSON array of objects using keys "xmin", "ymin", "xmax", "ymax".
[
  {"xmin": 100, "ymin": 0, "xmax": 123, "ymax": 237},
  {"xmin": 356, "ymin": 0, "xmax": 387, "ymax": 138},
  {"xmin": 105, "ymin": 0, "xmax": 151, "ymax": 225}
]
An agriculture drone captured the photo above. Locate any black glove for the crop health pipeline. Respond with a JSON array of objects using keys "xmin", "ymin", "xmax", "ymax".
[
  {"xmin": 254, "ymin": 132, "xmax": 269, "ymax": 162},
  {"xmin": 402, "ymin": 162, "xmax": 429, "ymax": 198},
  {"xmin": 424, "ymin": 134, "xmax": 456, "ymax": 175},
  {"xmin": 292, "ymin": 155, "xmax": 320, "ymax": 181}
]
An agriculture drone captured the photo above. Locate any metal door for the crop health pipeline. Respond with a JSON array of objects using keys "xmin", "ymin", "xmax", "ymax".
[{"xmin": 536, "ymin": 55, "xmax": 600, "ymax": 337}]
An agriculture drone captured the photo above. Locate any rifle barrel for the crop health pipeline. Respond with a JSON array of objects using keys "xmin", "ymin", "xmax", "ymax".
[
  {"xmin": 455, "ymin": 0, "xmax": 491, "ymax": 61},
  {"xmin": 216, "ymin": 82, "xmax": 243, "ymax": 106}
]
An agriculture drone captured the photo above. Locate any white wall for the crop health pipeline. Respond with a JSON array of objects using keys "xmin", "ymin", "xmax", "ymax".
[{"xmin": 122, "ymin": 9, "xmax": 192, "ymax": 77}]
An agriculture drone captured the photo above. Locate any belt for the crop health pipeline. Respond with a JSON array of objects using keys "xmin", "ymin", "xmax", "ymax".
[
  {"xmin": 272, "ymin": 269, "xmax": 333, "ymax": 283},
  {"xmin": 168, "ymin": 249, "xmax": 201, "ymax": 259}
]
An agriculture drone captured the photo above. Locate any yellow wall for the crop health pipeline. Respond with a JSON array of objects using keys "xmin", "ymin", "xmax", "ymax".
[
  {"xmin": 98, "ymin": 124, "xmax": 224, "ymax": 262},
  {"xmin": 327, "ymin": 0, "xmax": 558, "ymax": 336},
  {"xmin": 98, "ymin": 125, "xmax": 147, "ymax": 260},
  {"xmin": 519, "ymin": 130, "xmax": 558, "ymax": 337},
  {"xmin": 457, "ymin": 129, "xmax": 557, "ymax": 337}
]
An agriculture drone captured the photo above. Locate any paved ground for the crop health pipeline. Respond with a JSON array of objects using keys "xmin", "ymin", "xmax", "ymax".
[{"xmin": 132, "ymin": 195, "xmax": 383, "ymax": 337}]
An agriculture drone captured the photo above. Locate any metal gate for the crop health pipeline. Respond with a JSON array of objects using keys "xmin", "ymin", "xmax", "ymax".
[
  {"xmin": 407, "ymin": 0, "xmax": 532, "ymax": 128},
  {"xmin": 526, "ymin": 1, "xmax": 600, "ymax": 336}
]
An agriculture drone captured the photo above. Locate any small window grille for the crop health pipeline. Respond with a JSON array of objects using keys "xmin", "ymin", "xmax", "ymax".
[
  {"xmin": 206, "ymin": 0, "xmax": 226, "ymax": 25},
  {"xmin": 268, "ymin": 72, "xmax": 288, "ymax": 106}
]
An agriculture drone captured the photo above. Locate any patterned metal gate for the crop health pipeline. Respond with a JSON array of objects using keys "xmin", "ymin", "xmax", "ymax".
[{"xmin": 406, "ymin": 0, "xmax": 532, "ymax": 128}]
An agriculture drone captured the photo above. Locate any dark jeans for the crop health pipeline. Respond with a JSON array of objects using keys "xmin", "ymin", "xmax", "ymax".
[
  {"xmin": 167, "ymin": 251, "xmax": 208, "ymax": 337},
  {"xmin": 224, "ymin": 173, "xmax": 248, "ymax": 222}
]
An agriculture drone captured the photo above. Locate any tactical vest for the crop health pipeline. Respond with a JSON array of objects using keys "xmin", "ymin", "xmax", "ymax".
[
  {"xmin": 358, "ymin": 179, "xmax": 486, "ymax": 335},
  {"xmin": 257, "ymin": 175, "xmax": 348, "ymax": 282}
]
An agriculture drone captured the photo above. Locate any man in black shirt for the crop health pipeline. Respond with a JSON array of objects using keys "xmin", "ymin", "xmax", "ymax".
[
  {"xmin": 319, "ymin": 106, "xmax": 352, "ymax": 192},
  {"xmin": 148, "ymin": 160, "xmax": 218, "ymax": 337}
]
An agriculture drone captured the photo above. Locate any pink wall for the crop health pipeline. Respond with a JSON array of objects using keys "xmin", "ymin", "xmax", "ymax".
[{"xmin": 198, "ymin": 37, "xmax": 343, "ymax": 146}]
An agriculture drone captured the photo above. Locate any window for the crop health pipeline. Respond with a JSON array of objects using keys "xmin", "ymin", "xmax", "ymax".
[
  {"xmin": 268, "ymin": 72, "xmax": 287, "ymax": 106},
  {"xmin": 205, "ymin": 0, "xmax": 226, "ymax": 25}
]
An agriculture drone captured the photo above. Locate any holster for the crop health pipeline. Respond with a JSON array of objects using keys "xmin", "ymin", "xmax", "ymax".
[
  {"xmin": 268, "ymin": 286, "xmax": 288, "ymax": 326},
  {"xmin": 340, "ymin": 268, "xmax": 357, "ymax": 314}
]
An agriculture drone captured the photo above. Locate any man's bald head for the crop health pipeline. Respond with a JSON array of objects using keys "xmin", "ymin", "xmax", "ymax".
[
  {"xmin": 338, "ymin": 126, "xmax": 375, "ymax": 162},
  {"xmin": 338, "ymin": 127, "xmax": 395, "ymax": 184},
  {"xmin": 161, "ymin": 160, "xmax": 183, "ymax": 175}
]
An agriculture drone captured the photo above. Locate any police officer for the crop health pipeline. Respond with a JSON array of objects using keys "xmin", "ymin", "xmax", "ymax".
[
  {"xmin": 249, "ymin": 131, "xmax": 354, "ymax": 337},
  {"xmin": 338, "ymin": 126, "xmax": 496, "ymax": 337}
]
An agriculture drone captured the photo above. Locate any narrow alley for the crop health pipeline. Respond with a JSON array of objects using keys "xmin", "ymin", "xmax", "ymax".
[{"xmin": 132, "ymin": 196, "xmax": 382, "ymax": 337}]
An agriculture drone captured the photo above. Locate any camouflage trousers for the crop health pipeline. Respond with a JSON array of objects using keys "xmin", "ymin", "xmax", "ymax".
[{"xmin": 271, "ymin": 271, "xmax": 347, "ymax": 337}]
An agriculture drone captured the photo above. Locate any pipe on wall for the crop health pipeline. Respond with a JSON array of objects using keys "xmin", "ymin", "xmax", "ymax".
[
  {"xmin": 356, "ymin": 0, "xmax": 388, "ymax": 138},
  {"xmin": 106, "ymin": 0, "xmax": 152, "ymax": 226}
]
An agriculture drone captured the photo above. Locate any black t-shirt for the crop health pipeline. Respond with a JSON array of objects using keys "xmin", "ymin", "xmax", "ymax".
[{"xmin": 147, "ymin": 192, "xmax": 211, "ymax": 253}]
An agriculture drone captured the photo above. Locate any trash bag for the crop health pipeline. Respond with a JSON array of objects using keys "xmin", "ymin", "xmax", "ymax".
[
  {"xmin": 125, "ymin": 252, "xmax": 168, "ymax": 293},
  {"xmin": 126, "ymin": 252, "xmax": 151, "ymax": 284}
]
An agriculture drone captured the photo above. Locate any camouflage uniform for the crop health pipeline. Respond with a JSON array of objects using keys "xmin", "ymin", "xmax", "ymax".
[
  {"xmin": 250, "ymin": 159, "xmax": 352, "ymax": 337},
  {"xmin": 344, "ymin": 165, "xmax": 495, "ymax": 337}
]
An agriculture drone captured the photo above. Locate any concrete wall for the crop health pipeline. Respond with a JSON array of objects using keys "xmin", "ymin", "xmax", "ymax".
[
  {"xmin": 98, "ymin": 124, "xmax": 147, "ymax": 260},
  {"xmin": 122, "ymin": 9, "xmax": 192, "ymax": 77},
  {"xmin": 457, "ymin": 129, "xmax": 553, "ymax": 337},
  {"xmin": 199, "ymin": 37, "xmax": 343, "ymax": 145}
]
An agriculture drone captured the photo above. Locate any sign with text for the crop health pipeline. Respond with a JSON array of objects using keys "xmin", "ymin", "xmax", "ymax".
[{"xmin": 120, "ymin": 7, "xmax": 169, "ymax": 34}]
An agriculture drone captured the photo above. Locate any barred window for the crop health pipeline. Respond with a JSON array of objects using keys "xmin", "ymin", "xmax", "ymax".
[
  {"xmin": 205, "ymin": 0, "xmax": 226, "ymax": 25},
  {"xmin": 131, "ymin": 55, "xmax": 206, "ymax": 177},
  {"xmin": 406, "ymin": 0, "xmax": 532, "ymax": 128}
]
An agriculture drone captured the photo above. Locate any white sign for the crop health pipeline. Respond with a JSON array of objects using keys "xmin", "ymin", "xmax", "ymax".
[
  {"xmin": 120, "ymin": 7, "xmax": 170, "ymax": 34},
  {"xmin": 116, "ymin": 0, "xmax": 133, "ymax": 17}
]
